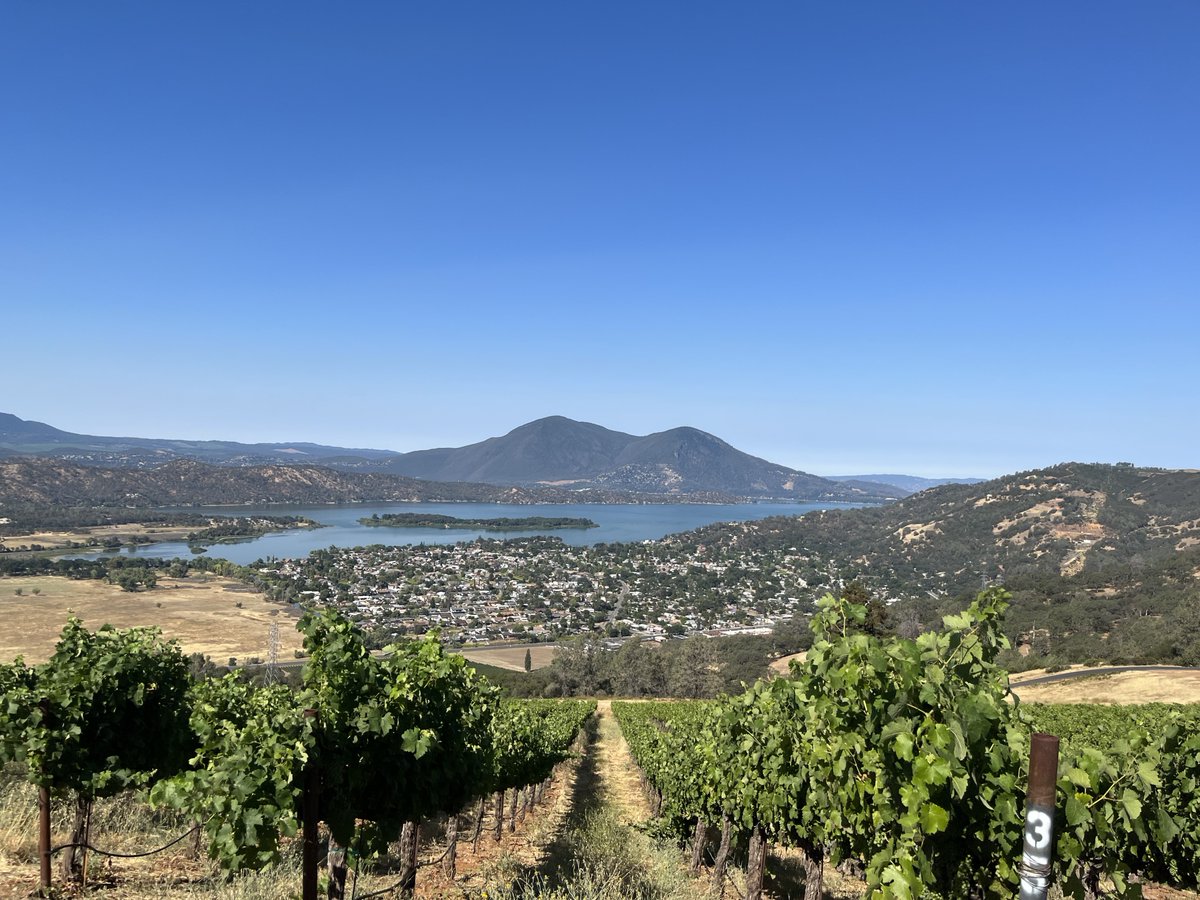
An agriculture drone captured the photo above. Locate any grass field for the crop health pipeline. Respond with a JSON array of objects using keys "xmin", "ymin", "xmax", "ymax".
[
  {"xmin": 1011, "ymin": 668, "xmax": 1200, "ymax": 704},
  {"xmin": 461, "ymin": 644, "xmax": 558, "ymax": 672},
  {"xmin": 0, "ymin": 574, "xmax": 303, "ymax": 664}
]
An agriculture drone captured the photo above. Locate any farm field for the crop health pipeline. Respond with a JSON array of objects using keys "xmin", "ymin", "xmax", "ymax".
[
  {"xmin": 0, "ymin": 574, "xmax": 302, "ymax": 663},
  {"xmin": 461, "ymin": 644, "xmax": 558, "ymax": 672}
]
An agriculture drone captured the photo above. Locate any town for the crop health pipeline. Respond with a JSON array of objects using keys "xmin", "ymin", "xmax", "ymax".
[{"xmin": 256, "ymin": 532, "xmax": 846, "ymax": 646}]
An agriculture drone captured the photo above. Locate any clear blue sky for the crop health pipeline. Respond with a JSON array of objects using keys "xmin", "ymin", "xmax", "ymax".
[{"xmin": 3, "ymin": 3, "xmax": 1196, "ymax": 477}]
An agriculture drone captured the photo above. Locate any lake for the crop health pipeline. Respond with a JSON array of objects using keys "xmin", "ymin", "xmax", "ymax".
[{"xmin": 79, "ymin": 500, "xmax": 861, "ymax": 565}]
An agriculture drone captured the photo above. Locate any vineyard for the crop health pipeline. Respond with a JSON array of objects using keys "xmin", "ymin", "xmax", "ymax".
[
  {"xmin": 1, "ymin": 589, "xmax": 1199, "ymax": 899},
  {"xmin": 0, "ymin": 610, "xmax": 594, "ymax": 898},
  {"xmin": 614, "ymin": 589, "xmax": 1200, "ymax": 900}
]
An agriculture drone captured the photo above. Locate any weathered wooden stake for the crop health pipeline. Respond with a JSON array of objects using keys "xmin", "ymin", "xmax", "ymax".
[
  {"xmin": 61, "ymin": 795, "xmax": 89, "ymax": 882},
  {"xmin": 327, "ymin": 837, "xmax": 348, "ymax": 900},
  {"xmin": 507, "ymin": 786, "xmax": 519, "ymax": 832},
  {"xmin": 444, "ymin": 813, "xmax": 459, "ymax": 879},
  {"xmin": 799, "ymin": 838, "xmax": 823, "ymax": 899},
  {"xmin": 493, "ymin": 791, "xmax": 504, "ymax": 841},
  {"xmin": 190, "ymin": 817, "xmax": 204, "ymax": 860},
  {"xmin": 398, "ymin": 820, "xmax": 418, "ymax": 895},
  {"xmin": 1018, "ymin": 732, "xmax": 1060, "ymax": 900},
  {"xmin": 38, "ymin": 787, "xmax": 51, "ymax": 896}
]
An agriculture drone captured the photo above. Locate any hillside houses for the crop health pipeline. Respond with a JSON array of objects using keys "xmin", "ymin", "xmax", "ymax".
[{"xmin": 259, "ymin": 533, "xmax": 825, "ymax": 645}]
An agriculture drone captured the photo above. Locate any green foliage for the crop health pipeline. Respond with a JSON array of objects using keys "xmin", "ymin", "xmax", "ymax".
[
  {"xmin": 301, "ymin": 609, "xmax": 498, "ymax": 851},
  {"xmin": 616, "ymin": 591, "xmax": 1200, "ymax": 898},
  {"xmin": 0, "ymin": 618, "xmax": 193, "ymax": 798},
  {"xmin": 489, "ymin": 698, "xmax": 595, "ymax": 793},
  {"xmin": 149, "ymin": 609, "xmax": 593, "ymax": 874},
  {"xmin": 153, "ymin": 676, "xmax": 312, "ymax": 871}
]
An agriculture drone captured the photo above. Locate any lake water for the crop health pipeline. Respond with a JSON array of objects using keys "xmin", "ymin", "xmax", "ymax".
[{"xmin": 79, "ymin": 501, "xmax": 859, "ymax": 565}]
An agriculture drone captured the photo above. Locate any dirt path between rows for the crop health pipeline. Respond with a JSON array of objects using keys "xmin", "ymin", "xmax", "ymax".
[{"xmin": 592, "ymin": 700, "xmax": 652, "ymax": 826}]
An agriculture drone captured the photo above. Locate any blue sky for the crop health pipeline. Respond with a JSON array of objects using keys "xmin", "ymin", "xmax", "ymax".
[{"xmin": 2, "ymin": 3, "xmax": 1196, "ymax": 477}]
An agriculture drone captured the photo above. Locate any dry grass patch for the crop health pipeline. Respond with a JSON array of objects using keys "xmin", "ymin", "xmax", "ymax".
[
  {"xmin": 1012, "ymin": 670, "xmax": 1200, "ymax": 704},
  {"xmin": 0, "ymin": 575, "xmax": 302, "ymax": 664},
  {"xmin": 461, "ymin": 645, "xmax": 558, "ymax": 672},
  {"xmin": 768, "ymin": 651, "xmax": 806, "ymax": 676}
]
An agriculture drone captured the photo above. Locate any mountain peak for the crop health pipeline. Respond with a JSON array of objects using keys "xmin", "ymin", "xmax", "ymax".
[{"xmin": 385, "ymin": 417, "xmax": 904, "ymax": 500}]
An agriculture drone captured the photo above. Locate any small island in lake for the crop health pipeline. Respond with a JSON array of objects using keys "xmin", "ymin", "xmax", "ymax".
[{"xmin": 359, "ymin": 513, "xmax": 598, "ymax": 531}]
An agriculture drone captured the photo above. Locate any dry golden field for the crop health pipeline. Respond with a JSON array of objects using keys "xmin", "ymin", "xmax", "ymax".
[
  {"xmin": 0, "ymin": 574, "xmax": 303, "ymax": 664},
  {"xmin": 768, "ymin": 650, "xmax": 806, "ymax": 676},
  {"xmin": 460, "ymin": 644, "xmax": 558, "ymax": 671},
  {"xmin": 1010, "ymin": 668, "xmax": 1200, "ymax": 704}
]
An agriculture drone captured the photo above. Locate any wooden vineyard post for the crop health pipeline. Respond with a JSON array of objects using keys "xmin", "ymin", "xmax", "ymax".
[
  {"xmin": 397, "ymin": 820, "xmax": 418, "ymax": 894},
  {"xmin": 38, "ymin": 787, "xmax": 51, "ymax": 896},
  {"xmin": 443, "ymin": 811, "xmax": 459, "ymax": 879},
  {"xmin": 302, "ymin": 709, "xmax": 320, "ymax": 900},
  {"xmin": 507, "ymin": 787, "xmax": 518, "ymax": 833},
  {"xmin": 327, "ymin": 836, "xmax": 348, "ymax": 900},
  {"xmin": 493, "ymin": 790, "xmax": 504, "ymax": 841},
  {"xmin": 1018, "ymin": 732, "xmax": 1060, "ymax": 900}
]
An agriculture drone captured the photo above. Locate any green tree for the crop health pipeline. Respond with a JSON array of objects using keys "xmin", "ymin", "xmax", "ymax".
[{"xmin": 666, "ymin": 635, "xmax": 722, "ymax": 699}]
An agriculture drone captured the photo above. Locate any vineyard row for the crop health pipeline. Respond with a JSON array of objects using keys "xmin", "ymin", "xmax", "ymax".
[
  {"xmin": 614, "ymin": 588, "xmax": 1200, "ymax": 900},
  {"xmin": 0, "ymin": 610, "xmax": 595, "ymax": 898}
]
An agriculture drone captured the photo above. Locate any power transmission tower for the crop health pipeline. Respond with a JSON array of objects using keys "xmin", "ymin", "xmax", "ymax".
[{"xmin": 265, "ymin": 622, "xmax": 281, "ymax": 684}]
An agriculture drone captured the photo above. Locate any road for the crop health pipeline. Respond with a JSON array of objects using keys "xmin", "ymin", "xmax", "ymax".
[{"xmin": 1012, "ymin": 665, "xmax": 1197, "ymax": 687}]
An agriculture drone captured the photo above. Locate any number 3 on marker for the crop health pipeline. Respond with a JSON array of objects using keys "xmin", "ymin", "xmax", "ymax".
[{"xmin": 1026, "ymin": 810, "xmax": 1052, "ymax": 851}]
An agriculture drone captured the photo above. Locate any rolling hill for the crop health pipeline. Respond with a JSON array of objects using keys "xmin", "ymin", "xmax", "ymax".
[
  {"xmin": 675, "ymin": 462, "xmax": 1200, "ymax": 665},
  {"xmin": 686, "ymin": 462, "xmax": 1200, "ymax": 592},
  {"xmin": 0, "ymin": 457, "xmax": 723, "ymax": 511},
  {"xmin": 829, "ymin": 473, "xmax": 986, "ymax": 493},
  {"xmin": 0, "ymin": 412, "xmax": 396, "ymax": 466}
]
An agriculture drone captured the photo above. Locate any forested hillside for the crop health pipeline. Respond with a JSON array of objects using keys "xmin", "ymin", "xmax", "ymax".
[
  {"xmin": 0, "ymin": 458, "xmax": 731, "ymax": 510},
  {"xmin": 683, "ymin": 463, "xmax": 1200, "ymax": 591}
]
